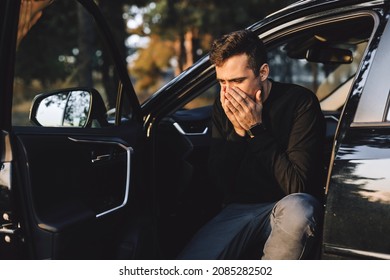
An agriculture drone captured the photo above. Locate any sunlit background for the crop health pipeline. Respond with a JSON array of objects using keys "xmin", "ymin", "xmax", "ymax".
[{"xmin": 13, "ymin": 0, "xmax": 296, "ymax": 125}]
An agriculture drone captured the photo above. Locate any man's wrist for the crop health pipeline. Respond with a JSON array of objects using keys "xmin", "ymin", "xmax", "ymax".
[{"xmin": 246, "ymin": 123, "xmax": 266, "ymax": 139}]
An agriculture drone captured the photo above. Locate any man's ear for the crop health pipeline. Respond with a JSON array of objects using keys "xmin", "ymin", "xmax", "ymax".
[{"xmin": 259, "ymin": 63, "xmax": 269, "ymax": 81}]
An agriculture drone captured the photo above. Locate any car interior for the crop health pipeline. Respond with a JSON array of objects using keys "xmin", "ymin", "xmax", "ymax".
[{"xmin": 153, "ymin": 14, "xmax": 376, "ymax": 259}]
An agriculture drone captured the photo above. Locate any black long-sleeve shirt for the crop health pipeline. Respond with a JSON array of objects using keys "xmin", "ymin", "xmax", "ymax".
[{"xmin": 208, "ymin": 81, "xmax": 326, "ymax": 204}]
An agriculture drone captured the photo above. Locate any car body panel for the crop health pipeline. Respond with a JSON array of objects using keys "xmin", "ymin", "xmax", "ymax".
[
  {"xmin": 320, "ymin": 1, "xmax": 390, "ymax": 259},
  {"xmin": 323, "ymin": 129, "xmax": 390, "ymax": 259}
]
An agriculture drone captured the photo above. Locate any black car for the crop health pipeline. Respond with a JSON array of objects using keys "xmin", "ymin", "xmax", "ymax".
[{"xmin": 1, "ymin": 0, "xmax": 390, "ymax": 260}]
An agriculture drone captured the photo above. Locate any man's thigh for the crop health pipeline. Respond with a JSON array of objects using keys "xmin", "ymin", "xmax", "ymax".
[{"xmin": 177, "ymin": 203, "xmax": 275, "ymax": 260}]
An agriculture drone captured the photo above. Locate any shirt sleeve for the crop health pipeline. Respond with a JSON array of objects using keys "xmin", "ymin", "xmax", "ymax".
[{"xmin": 248, "ymin": 90, "xmax": 325, "ymax": 197}]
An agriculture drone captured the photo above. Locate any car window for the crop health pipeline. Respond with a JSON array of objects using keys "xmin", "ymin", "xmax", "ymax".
[
  {"xmin": 265, "ymin": 15, "xmax": 374, "ymax": 112},
  {"xmin": 352, "ymin": 15, "xmax": 390, "ymax": 125},
  {"xmin": 13, "ymin": 0, "xmax": 122, "ymax": 127},
  {"xmin": 267, "ymin": 42, "xmax": 367, "ymax": 112},
  {"xmin": 181, "ymin": 15, "xmax": 375, "ymax": 115},
  {"xmin": 183, "ymin": 82, "xmax": 219, "ymax": 110}
]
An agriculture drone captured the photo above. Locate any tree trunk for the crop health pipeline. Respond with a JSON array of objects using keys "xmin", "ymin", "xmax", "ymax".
[{"xmin": 77, "ymin": 5, "xmax": 94, "ymax": 87}]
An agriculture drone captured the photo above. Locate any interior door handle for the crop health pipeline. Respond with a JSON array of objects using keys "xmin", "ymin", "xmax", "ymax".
[
  {"xmin": 68, "ymin": 137, "xmax": 133, "ymax": 218},
  {"xmin": 173, "ymin": 122, "xmax": 208, "ymax": 136},
  {"xmin": 91, "ymin": 154, "xmax": 111, "ymax": 163}
]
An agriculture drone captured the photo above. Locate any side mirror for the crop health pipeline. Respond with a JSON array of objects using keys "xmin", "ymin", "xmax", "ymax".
[
  {"xmin": 306, "ymin": 46, "xmax": 353, "ymax": 64},
  {"xmin": 30, "ymin": 88, "xmax": 107, "ymax": 127}
]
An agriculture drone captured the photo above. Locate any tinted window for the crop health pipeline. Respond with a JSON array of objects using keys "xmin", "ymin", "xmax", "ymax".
[
  {"xmin": 265, "ymin": 15, "xmax": 374, "ymax": 112},
  {"xmin": 13, "ymin": 0, "xmax": 121, "ymax": 126}
]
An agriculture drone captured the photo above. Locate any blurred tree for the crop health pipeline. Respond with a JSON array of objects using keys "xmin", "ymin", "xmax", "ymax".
[
  {"xmin": 98, "ymin": 0, "xmax": 150, "ymax": 107},
  {"xmin": 129, "ymin": 0, "xmax": 297, "ymax": 96},
  {"xmin": 15, "ymin": 0, "xmax": 149, "ymax": 108},
  {"xmin": 77, "ymin": 4, "xmax": 94, "ymax": 88},
  {"xmin": 131, "ymin": 34, "xmax": 175, "ymax": 101},
  {"xmin": 15, "ymin": 0, "xmax": 298, "ymax": 105},
  {"xmin": 16, "ymin": 0, "xmax": 78, "ymax": 88}
]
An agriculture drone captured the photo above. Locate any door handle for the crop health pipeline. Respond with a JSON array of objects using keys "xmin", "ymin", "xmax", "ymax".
[{"xmin": 91, "ymin": 154, "xmax": 111, "ymax": 163}]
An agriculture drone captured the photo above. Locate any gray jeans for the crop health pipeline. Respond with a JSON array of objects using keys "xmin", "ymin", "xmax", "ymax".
[{"xmin": 177, "ymin": 193, "xmax": 322, "ymax": 259}]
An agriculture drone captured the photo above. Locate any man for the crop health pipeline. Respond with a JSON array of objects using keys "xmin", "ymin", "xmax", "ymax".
[{"xmin": 178, "ymin": 30, "xmax": 325, "ymax": 259}]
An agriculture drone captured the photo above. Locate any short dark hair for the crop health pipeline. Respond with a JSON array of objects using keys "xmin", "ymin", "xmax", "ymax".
[{"xmin": 209, "ymin": 29, "xmax": 268, "ymax": 77}]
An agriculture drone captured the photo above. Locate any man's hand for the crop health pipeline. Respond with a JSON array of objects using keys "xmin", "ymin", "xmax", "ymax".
[
  {"xmin": 220, "ymin": 86, "xmax": 246, "ymax": 136},
  {"xmin": 221, "ymin": 86, "xmax": 263, "ymax": 137},
  {"xmin": 17, "ymin": 0, "xmax": 53, "ymax": 48}
]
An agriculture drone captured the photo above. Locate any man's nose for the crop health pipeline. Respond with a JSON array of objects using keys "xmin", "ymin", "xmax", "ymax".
[{"xmin": 225, "ymin": 82, "xmax": 233, "ymax": 91}]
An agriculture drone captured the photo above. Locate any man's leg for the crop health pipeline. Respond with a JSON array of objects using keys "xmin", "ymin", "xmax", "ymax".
[
  {"xmin": 177, "ymin": 203, "xmax": 274, "ymax": 260},
  {"xmin": 261, "ymin": 193, "xmax": 322, "ymax": 260}
]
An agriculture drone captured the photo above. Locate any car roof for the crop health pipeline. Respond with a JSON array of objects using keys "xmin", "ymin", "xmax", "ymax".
[
  {"xmin": 267, "ymin": 0, "xmax": 388, "ymax": 19},
  {"xmin": 246, "ymin": 0, "xmax": 389, "ymax": 34}
]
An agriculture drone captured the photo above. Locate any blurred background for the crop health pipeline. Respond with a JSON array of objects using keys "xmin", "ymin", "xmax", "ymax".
[{"xmin": 14, "ymin": 0, "xmax": 296, "ymax": 125}]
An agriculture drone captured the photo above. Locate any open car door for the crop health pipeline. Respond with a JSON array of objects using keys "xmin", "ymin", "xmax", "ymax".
[{"xmin": 1, "ymin": 0, "xmax": 152, "ymax": 259}]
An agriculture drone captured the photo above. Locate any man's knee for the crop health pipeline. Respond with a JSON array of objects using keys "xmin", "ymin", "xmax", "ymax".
[{"xmin": 272, "ymin": 193, "xmax": 322, "ymax": 236}]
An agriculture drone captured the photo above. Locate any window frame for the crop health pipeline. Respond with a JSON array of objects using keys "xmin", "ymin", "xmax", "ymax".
[
  {"xmin": 259, "ymin": 11, "xmax": 381, "ymax": 125},
  {"xmin": 351, "ymin": 16, "xmax": 390, "ymax": 126}
]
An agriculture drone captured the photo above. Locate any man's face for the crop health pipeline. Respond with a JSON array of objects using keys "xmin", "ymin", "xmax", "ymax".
[{"xmin": 215, "ymin": 53, "xmax": 261, "ymax": 100}]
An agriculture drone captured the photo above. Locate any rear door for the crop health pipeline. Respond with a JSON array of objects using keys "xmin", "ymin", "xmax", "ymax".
[
  {"xmin": 1, "ymin": 0, "xmax": 151, "ymax": 259},
  {"xmin": 322, "ymin": 8, "xmax": 390, "ymax": 259}
]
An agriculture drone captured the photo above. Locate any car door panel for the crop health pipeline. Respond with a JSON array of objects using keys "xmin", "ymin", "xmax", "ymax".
[
  {"xmin": 323, "ymin": 128, "xmax": 390, "ymax": 259},
  {"xmin": 322, "ymin": 13, "xmax": 390, "ymax": 259},
  {"xmin": 12, "ymin": 123, "xmax": 143, "ymax": 259}
]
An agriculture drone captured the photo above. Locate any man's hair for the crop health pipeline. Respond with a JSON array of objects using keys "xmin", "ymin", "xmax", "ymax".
[{"xmin": 209, "ymin": 29, "xmax": 268, "ymax": 77}]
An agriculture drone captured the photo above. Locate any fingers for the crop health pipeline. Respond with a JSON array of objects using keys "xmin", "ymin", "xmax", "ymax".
[
  {"xmin": 227, "ymin": 87, "xmax": 248, "ymax": 105},
  {"xmin": 225, "ymin": 99, "xmax": 240, "ymax": 115},
  {"xmin": 219, "ymin": 87, "xmax": 246, "ymax": 135},
  {"xmin": 230, "ymin": 86, "xmax": 248, "ymax": 101},
  {"xmin": 224, "ymin": 105, "xmax": 246, "ymax": 136},
  {"xmin": 225, "ymin": 87, "xmax": 253, "ymax": 116},
  {"xmin": 221, "ymin": 86, "xmax": 240, "ymax": 116},
  {"xmin": 223, "ymin": 87, "xmax": 263, "ymax": 130},
  {"xmin": 220, "ymin": 86, "xmax": 264, "ymax": 135},
  {"xmin": 255, "ymin": 89, "xmax": 262, "ymax": 105},
  {"xmin": 221, "ymin": 87, "xmax": 241, "ymax": 115}
]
